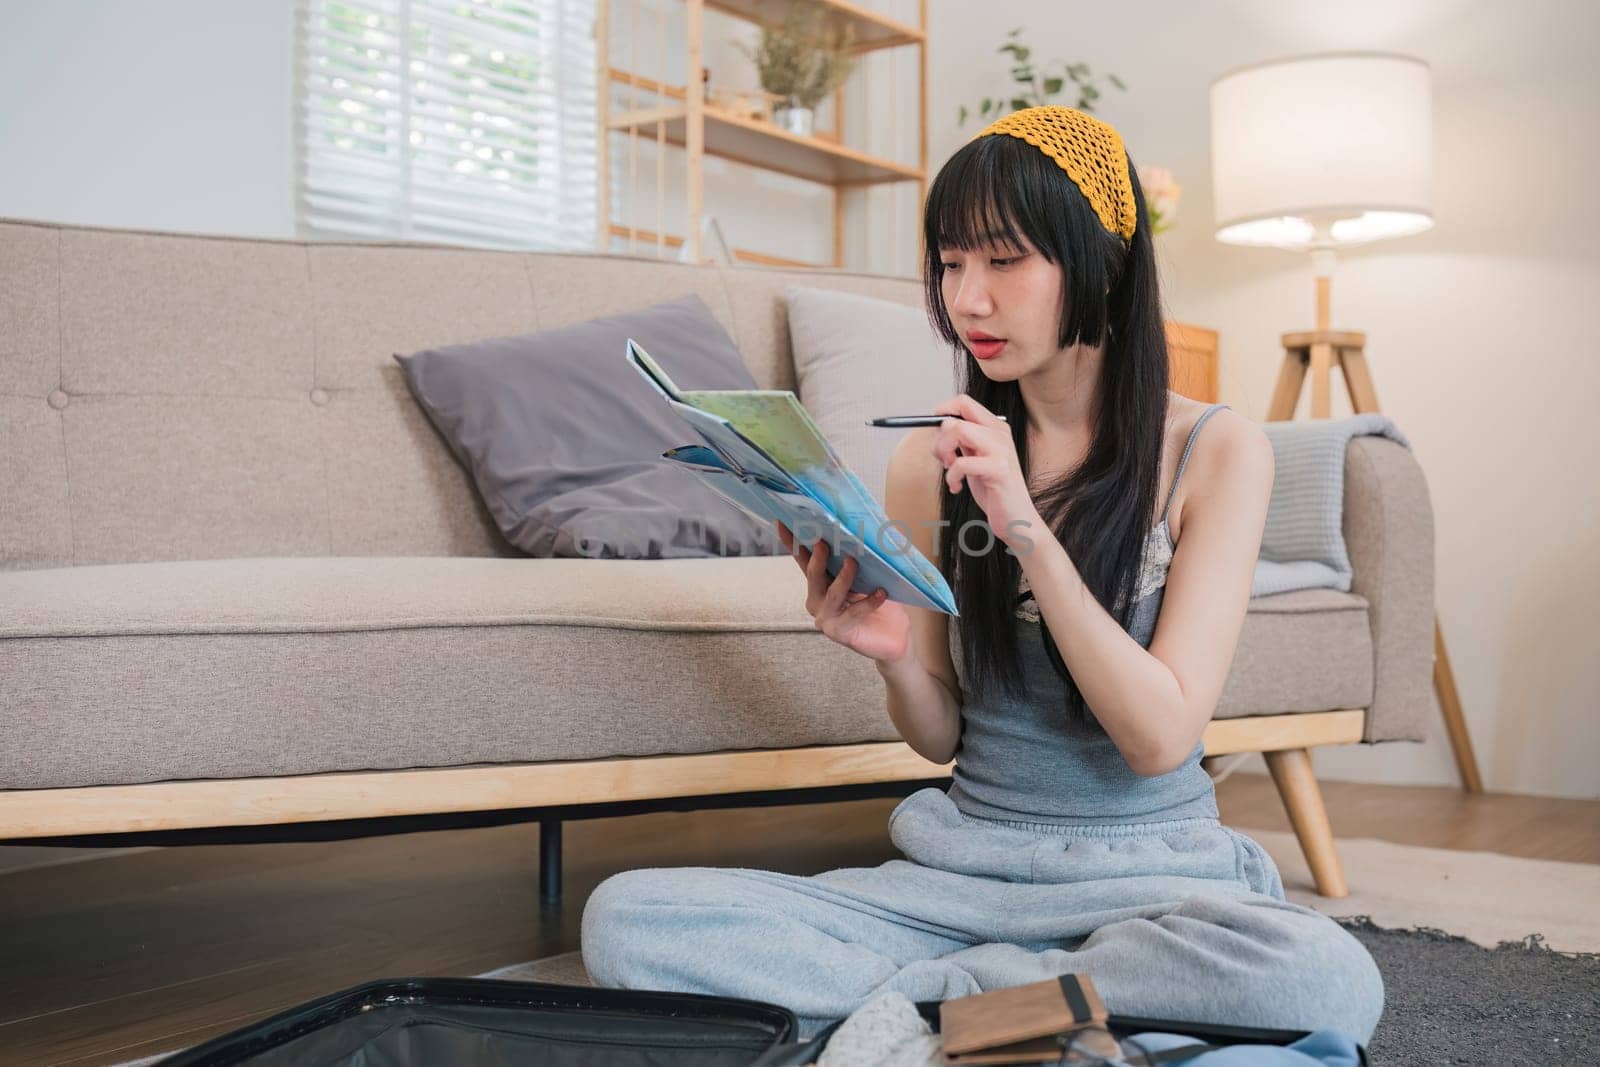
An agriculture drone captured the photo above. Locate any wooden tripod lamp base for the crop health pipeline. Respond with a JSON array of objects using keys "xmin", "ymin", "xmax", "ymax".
[
  {"xmin": 1267, "ymin": 326, "xmax": 1485, "ymax": 793},
  {"xmin": 1268, "ymin": 330, "xmax": 1378, "ymax": 420}
]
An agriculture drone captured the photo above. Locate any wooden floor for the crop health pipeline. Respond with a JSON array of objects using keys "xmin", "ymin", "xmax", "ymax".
[{"xmin": 0, "ymin": 774, "xmax": 1595, "ymax": 1066}]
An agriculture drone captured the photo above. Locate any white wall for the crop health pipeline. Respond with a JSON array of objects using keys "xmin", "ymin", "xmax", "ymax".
[
  {"xmin": 0, "ymin": 0, "xmax": 1594, "ymax": 799},
  {"xmin": 0, "ymin": 0, "xmax": 883, "ymax": 265},
  {"xmin": 0, "ymin": 0, "xmax": 295, "ymax": 238}
]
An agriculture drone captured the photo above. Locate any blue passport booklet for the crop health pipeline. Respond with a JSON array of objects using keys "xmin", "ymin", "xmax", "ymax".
[{"xmin": 626, "ymin": 338, "xmax": 958, "ymax": 616}]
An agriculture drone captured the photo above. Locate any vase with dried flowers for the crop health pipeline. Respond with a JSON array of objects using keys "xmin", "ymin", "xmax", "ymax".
[
  {"xmin": 1138, "ymin": 165, "xmax": 1181, "ymax": 236},
  {"xmin": 733, "ymin": 1, "xmax": 858, "ymax": 138}
]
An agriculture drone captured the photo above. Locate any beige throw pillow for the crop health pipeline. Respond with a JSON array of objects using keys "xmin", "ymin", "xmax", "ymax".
[{"xmin": 786, "ymin": 286, "xmax": 958, "ymax": 505}]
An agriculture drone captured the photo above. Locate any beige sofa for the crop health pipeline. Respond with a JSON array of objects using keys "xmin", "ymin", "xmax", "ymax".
[{"xmin": 0, "ymin": 218, "xmax": 1434, "ymax": 899}]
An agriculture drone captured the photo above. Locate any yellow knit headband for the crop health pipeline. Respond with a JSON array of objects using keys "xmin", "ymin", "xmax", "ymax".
[{"xmin": 971, "ymin": 105, "xmax": 1138, "ymax": 243}]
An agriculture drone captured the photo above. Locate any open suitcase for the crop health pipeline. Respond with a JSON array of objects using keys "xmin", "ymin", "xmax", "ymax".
[
  {"xmin": 158, "ymin": 978, "xmax": 796, "ymax": 1066},
  {"xmin": 158, "ymin": 977, "xmax": 1370, "ymax": 1066}
]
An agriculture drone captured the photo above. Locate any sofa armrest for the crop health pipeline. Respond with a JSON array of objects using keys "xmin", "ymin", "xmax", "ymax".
[{"xmin": 1342, "ymin": 435, "xmax": 1435, "ymax": 743}]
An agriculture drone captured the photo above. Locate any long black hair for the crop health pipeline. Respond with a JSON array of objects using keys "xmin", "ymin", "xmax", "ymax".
[{"xmin": 922, "ymin": 127, "xmax": 1169, "ymax": 731}]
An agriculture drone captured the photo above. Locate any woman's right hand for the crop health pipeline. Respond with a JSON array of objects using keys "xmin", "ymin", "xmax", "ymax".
[{"xmin": 776, "ymin": 522, "xmax": 912, "ymax": 666}]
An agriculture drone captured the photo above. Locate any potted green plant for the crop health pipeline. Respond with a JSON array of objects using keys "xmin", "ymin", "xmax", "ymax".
[
  {"xmin": 734, "ymin": 1, "xmax": 858, "ymax": 137},
  {"xmin": 957, "ymin": 26, "xmax": 1125, "ymax": 126},
  {"xmin": 958, "ymin": 28, "xmax": 1180, "ymax": 236}
]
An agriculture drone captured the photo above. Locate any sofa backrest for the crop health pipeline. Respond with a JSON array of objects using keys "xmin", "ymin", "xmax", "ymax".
[{"xmin": 0, "ymin": 219, "xmax": 924, "ymax": 571}]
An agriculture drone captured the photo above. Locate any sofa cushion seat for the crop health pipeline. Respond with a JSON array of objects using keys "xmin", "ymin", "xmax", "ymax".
[
  {"xmin": 0, "ymin": 556, "xmax": 892, "ymax": 790},
  {"xmin": 0, "ymin": 556, "xmax": 831, "ymax": 637},
  {"xmin": 1219, "ymin": 587, "xmax": 1375, "ymax": 716},
  {"xmin": 0, "ymin": 560, "xmax": 1373, "ymax": 792}
]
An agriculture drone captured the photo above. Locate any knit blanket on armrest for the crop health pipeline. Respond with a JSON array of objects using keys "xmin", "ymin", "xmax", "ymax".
[{"xmin": 1251, "ymin": 413, "xmax": 1414, "ymax": 598}]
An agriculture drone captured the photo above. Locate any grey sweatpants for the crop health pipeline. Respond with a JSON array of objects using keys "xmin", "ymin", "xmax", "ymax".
[{"xmin": 581, "ymin": 788, "xmax": 1384, "ymax": 1044}]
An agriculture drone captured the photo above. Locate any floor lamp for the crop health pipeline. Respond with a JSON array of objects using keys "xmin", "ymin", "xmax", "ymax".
[{"xmin": 1209, "ymin": 52, "xmax": 1483, "ymax": 793}]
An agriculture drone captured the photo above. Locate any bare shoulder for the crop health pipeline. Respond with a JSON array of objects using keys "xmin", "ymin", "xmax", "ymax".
[
  {"xmin": 1186, "ymin": 407, "xmax": 1273, "ymax": 500},
  {"xmin": 1167, "ymin": 401, "xmax": 1273, "ymax": 538},
  {"xmin": 1202, "ymin": 405, "xmax": 1270, "ymax": 456},
  {"xmin": 885, "ymin": 427, "xmax": 943, "ymax": 521},
  {"xmin": 888, "ymin": 426, "xmax": 942, "ymax": 478}
]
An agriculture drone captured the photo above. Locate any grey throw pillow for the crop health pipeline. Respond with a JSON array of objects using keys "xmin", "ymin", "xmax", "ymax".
[
  {"xmin": 395, "ymin": 293, "xmax": 782, "ymax": 559},
  {"xmin": 786, "ymin": 286, "xmax": 958, "ymax": 504}
]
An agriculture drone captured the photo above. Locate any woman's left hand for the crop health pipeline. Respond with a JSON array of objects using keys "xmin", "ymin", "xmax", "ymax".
[{"xmin": 930, "ymin": 394, "xmax": 1042, "ymax": 549}]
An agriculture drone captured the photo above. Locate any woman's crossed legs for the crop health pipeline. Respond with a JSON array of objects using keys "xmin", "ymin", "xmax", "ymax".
[{"xmin": 580, "ymin": 792, "xmax": 1383, "ymax": 1043}]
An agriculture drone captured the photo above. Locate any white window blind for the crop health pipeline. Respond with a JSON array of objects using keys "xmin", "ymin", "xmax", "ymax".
[{"xmin": 295, "ymin": 0, "xmax": 598, "ymax": 250}]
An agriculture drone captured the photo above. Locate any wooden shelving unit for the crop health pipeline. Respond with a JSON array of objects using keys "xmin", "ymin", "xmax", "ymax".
[{"xmin": 597, "ymin": 0, "xmax": 927, "ymax": 267}]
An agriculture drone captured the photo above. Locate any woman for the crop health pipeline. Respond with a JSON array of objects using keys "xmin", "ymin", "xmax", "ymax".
[{"xmin": 582, "ymin": 106, "xmax": 1385, "ymax": 1044}]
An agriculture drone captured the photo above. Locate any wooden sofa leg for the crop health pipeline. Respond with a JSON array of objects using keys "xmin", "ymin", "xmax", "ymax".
[
  {"xmin": 1262, "ymin": 748, "xmax": 1350, "ymax": 899},
  {"xmin": 539, "ymin": 818, "xmax": 563, "ymax": 905}
]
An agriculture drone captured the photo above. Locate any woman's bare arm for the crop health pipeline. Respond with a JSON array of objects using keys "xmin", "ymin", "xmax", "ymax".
[
  {"xmin": 1022, "ymin": 411, "xmax": 1274, "ymax": 775},
  {"xmin": 877, "ymin": 428, "xmax": 964, "ymax": 764}
]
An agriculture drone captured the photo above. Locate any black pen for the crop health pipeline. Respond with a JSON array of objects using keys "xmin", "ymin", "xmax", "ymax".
[{"xmin": 866, "ymin": 414, "xmax": 1009, "ymax": 427}]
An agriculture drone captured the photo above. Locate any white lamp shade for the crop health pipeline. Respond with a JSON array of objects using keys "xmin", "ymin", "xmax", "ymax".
[{"xmin": 1210, "ymin": 53, "xmax": 1433, "ymax": 249}]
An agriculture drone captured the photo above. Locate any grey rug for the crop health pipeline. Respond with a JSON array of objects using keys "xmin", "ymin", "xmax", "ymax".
[{"xmin": 1337, "ymin": 915, "xmax": 1600, "ymax": 1065}]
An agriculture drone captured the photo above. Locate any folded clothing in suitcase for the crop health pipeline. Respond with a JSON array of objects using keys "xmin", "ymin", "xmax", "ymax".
[{"xmin": 760, "ymin": 986, "xmax": 1370, "ymax": 1067}]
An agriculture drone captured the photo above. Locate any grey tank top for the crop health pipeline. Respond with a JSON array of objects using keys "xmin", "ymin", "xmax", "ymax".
[{"xmin": 945, "ymin": 403, "xmax": 1230, "ymax": 826}]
